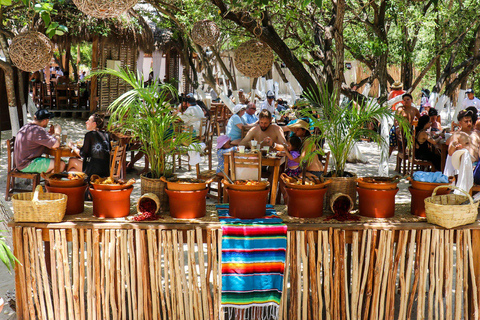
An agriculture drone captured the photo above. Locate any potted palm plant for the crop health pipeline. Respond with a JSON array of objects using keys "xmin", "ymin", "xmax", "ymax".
[
  {"xmin": 93, "ymin": 68, "xmax": 197, "ymax": 213},
  {"xmin": 300, "ymin": 84, "xmax": 411, "ymax": 214}
]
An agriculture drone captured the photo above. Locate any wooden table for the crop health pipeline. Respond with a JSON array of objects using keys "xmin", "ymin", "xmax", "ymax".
[
  {"xmin": 44, "ymin": 146, "xmax": 76, "ymax": 173},
  {"xmin": 223, "ymin": 153, "xmax": 285, "ymax": 205}
]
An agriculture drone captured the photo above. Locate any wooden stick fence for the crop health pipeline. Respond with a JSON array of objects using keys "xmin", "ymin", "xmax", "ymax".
[{"xmin": 11, "ymin": 224, "xmax": 480, "ymax": 319}]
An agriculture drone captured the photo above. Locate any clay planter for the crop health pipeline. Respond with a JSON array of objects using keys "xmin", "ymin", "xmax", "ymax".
[
  {"xmin": 42, "ymin": 172, "xmax": 87, "ymax": 188},
  {"xmin": 45, "ymin": 182, "xmax": 88, "ymax": 215},
  {"xmin": 285, "ymin": 187, "xmax": 328, "ymax": 218},
  {"xmin": 356, "ymin": 176, "xmax": 400, "ymax": 190},
  {"xmin": 89, "ymin": 186, "xmax": 133, "ymax": 218},
  {"xmin": 165, "ymin": 188, "xmax": 208, "ymax": 219},
  {"xmin": 161, "ymin": 176, "xmax": 213, "ymax": 191},
  {"xmin": 407, "ymin": 176, "xmax": 455, "ymax": 191},
  {"xmin": 408, "ymin": 186, "xmax": 451, "ymax": 217},
  {"xmin": 141, "ymin": 173, "xmax": 169, "ymax": 213},
  {"xmin": 357, "ymin": 187, "xmax": 398, "ymax": 218},
  {"xmin": 226, "ymin": 188, "xmax": 269, "ymax": 219}
]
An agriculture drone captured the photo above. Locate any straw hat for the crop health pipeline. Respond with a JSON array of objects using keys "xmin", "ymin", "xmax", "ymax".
[
  {"xmin": 287, "ymin": 119, "xmax": 310, "ymax": 131},
  {"xmin": 391, "ymin": 81, "xmax": 403, "ymax": 90},
  {"xmin": 451, "ymin": 149, "xmax": 469, "ymax": 170}
]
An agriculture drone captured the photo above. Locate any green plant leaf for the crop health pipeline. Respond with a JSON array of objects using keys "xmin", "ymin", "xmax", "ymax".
[
  {"xmin": 41, "ymin": 12, "xmax": 50, "ymax": 27},
  {"xmin": 0, "ymin": 0, "xmax": 12, "ymax": 6}
]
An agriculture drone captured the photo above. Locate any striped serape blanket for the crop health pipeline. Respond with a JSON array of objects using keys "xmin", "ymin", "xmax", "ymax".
[{"xmin": 218, "ymin": 204, "xmax": 287, "ymax": 320}]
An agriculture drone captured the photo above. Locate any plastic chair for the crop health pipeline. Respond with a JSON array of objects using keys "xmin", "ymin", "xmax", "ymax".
[{"xmin": 5, "ymin": 138, "xmax": 41, "ymax": 201}]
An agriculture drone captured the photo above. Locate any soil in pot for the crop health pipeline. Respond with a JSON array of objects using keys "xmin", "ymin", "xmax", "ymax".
[
  {"xmin": 165, "ymin": 188, "xmax": 208, "ymax": 219},
  {"xmin": 90, "ymin": 186, "xmax": 133, "ymax": 218},
  {"xmin": 45, "ymin": 183, "xmax": 88, "ymax": 215},
  {"xmin": 286, "ymin": 187, "xmax": 328, "ymax": 218},
  {"xmin": 408, "ymin": 186, "xmax": 451, "ymax": 217},
  {"xmin": 356, "ymin": 176, "xmax": 400, "ymax": 190},
  {"xmin": 141, "ymin": 172, "xmax": 169, "ymax": 213},
  {"xmin": 357, "ymin": 187, "xmax": 398, "ymax": 218},
  {"xmin": 226, "ymin": 188, "xmax": 269, "ymax": 219}
]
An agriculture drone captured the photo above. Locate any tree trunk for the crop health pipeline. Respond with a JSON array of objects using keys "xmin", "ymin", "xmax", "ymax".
[
  {"xmin": 211, "ymin": 47, "xmax": 236, "ymax": 91},
  {"xmin": 0, "ymin": 34, "xmax": 20, "ymax": 134},
  {"xmin": 333, "ymin": 0, "xmax": 346, "ymax": 103},
  {"xmin": 274, "ymin": 61, "xmax": 288, "ymax": 83}
]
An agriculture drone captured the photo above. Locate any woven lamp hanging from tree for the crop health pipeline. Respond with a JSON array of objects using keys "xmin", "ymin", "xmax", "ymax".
[
  {"xmin": 191, "ymin": 20, "xmax": 220, "ymax": 47},
  {"xmin": 234, "ymin": 40, "xmax": 273, "ymax": 78},
  {"xmin": 72, "ymin": 0, "xmax": 138, "ymax": 19},
  {"xmin": 9, "ymin": 31, "xmax": 54, "ymax": 73}
]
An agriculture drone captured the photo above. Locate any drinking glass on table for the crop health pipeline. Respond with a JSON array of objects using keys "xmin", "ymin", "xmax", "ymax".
[
  {"xmin": 238, "ymin": 145, "xmax": 245, "ymax": 153},
  {"xmin": 251, "ymin": 140, "xmax": 258, "ymax": 150}
]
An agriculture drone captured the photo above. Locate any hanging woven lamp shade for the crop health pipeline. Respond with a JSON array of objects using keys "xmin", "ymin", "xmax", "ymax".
[
  {"xmin": 71, "ymin": 0, "xmax": 137, "ymax": 19},
  {"xmin": 191, "ymin": 20, "xmax": 220, "ymax": 47},
  {"xmin": 9, "ymin": 31, "xmax": 53, "ymax": 73},
  {"xmin": 234, "ymin": 40, "xmax": 273, "ymax": 78}
]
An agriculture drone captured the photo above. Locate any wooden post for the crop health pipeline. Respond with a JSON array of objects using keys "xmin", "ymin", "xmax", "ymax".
[
  {"xmin": 470, "ymin": 229, "xmax": 480, "ymax": 319},
  {"xmin": 90, "ymin": 36, "xmax": 99, "ymax": 112}
]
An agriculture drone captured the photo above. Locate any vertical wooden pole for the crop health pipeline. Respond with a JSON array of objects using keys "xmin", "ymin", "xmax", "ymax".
[
  {"xmin": 471, "ymin": 229, "xmax": 480, "ymax": 319},
  {"xmin": 90, "ymin": 36, "xmax": 99, "ymax": 112}
]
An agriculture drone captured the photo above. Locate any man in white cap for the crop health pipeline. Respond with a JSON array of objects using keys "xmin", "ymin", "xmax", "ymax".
[
  {"xmin": 462, "ymin": 88, "xmax": 480, "ymax": 112},
  {"xmin": 178, "ymin": 96, "xmax": 206, "ymax": 136},
  {"xmin": 259, "ymin": 90, "xmax": 278, "ymax": 115},
  {"xmin": 226, "ymin": 104, "xmax": 247, "ymax": 144}
]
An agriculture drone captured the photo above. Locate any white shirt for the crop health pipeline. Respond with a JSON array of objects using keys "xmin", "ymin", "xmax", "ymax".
[
  {"xmin": 259, "ymin": 99, "xmax": 277, "ymax": 115},
  {"xmin": 179, "ymin": 105, "xmax": 205, "ymax": 136},
  {"xmin": 462, "ymin": 97, "xmax": 480, "ymax": 111}
]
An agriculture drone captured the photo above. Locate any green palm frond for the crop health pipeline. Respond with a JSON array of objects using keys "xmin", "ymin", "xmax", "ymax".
[
  {"xmin": 301, "ymin": 83, "xmax": 411, "ymax": 177},
  {"xmin": 92, "ymin": 68, "xmax": 196, "ymax": 179}
]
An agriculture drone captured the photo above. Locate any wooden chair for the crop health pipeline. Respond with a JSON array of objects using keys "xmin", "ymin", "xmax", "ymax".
[
  {"xmin": 55, "ymin": 84, "xmax": 69, "ymax": 110},
  {"xmin": 198, "ymin": 118, "xmax": 214, "ymax": 171},
  {"xmin": 110, "ymin": 141, "xmax": 126, "ymax": 180},
  {"xmin": 41, "ymin": 83, "xmax": 54, "ymax": 109},
  {"xmin": 5, "ymin": 138, "xmax": 41, "ymax": 201},
  {"xmin": 68, "ymin": 83, "xmax": 80, "ymax": 108},
  {"xmin": 172, "ymin": 124, "xmax": 194, "ymax": 172},
  {"xmin": 32, "ymin": 82, "xmax": 42, "ymax": 107},
  {"xmin": 229, "ymin": 150, "xmax": 262, "ymax": 181},
  {"xmin": 212, "ymin": 103, "xmax": 228, "ymax": 135},
  {"xmin": 395, "ymin": 128, "xmax": 410, "ymax": 175},
  {"xmin": 195, "ymin": 164, "xmax": 223, "ymax": 203},
  {"xmin": 408, "ymin": 127, "xmax": 434, "ymax": 175}
]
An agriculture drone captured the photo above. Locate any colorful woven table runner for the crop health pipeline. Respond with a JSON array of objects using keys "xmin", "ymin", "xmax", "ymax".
[{"xmin": 217, "ymin": 204, "xmax": 287, "ymax": 320}]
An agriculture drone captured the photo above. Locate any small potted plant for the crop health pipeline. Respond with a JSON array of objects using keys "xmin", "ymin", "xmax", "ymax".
[
  {"xmin": 301, "ymin": 84, "xmax": 411, "ymax": 216},
  {"xmin": 93, "ymin": 68, "xmax": 198, "ymax": 213}
]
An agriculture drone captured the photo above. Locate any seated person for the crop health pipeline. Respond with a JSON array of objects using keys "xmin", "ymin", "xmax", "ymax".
[
  {"xmin": 389, "ymin": 93, "xmax": 422, "ymax": 157},
  {"xmin": 179, "ymin": 97, "xmax": 206, "ymax": 136},
  {"xmin": 288, "ymin": 120, "xmax": 324, "ymax": 178},
  {"xmin": 239, "ymin": 109, "xmax": 287, "ymax": 150},
  {"xmin": 196, "ymin": 100, "xmax": 211, "ymax": 119},
  {"xmin": 428, "ymin": 108, "xmax": 442, "ymax": 133},
  {"xmin": 238, "ymin": 89, "xmax": 250, "ymax": 104},
  {"xmin": 226, "ymin": 104, "xmax": 247, "ymax": 144},
  {"xmin": 14, "ymin": 109, "xmax": 64, "ymax": 173},
  {"xmin": 259, "ymin": 90, "xmax": 278, "ymax": 116},
  {"xmin": 281, "ymin": 135, "xmax": 302, "ymax": 177},
  {"xmin": 67, "ymin": 113, "xmax": 111, "ymax": 177},
  {"xmin": 242, "ymin": 102, "xmax": 258, "ymax": 125},
  {"xmin": 414, "ymin": 115, "xmax": 441, "ymax": 171},
  {"xmin": 216, "ymin": 135, "xmax": 236, "ymax": 176}
]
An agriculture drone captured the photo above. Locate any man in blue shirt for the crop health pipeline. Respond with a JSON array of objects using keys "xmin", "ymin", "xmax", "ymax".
[{"xmin": 242, "ymin": 102, "xmax": 258, "ymax": 124}]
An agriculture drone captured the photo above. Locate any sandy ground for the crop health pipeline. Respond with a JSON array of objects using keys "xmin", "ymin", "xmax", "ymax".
[{"xmin": 0, "ymin": 115, "xmax": 410, "ymax": 319}]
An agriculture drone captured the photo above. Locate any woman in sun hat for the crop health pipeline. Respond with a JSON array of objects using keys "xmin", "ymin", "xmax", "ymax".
[
  {"xmin": 226, "ymin": 104, "xmax": 247, "ymax": 144},
  {"xmin": 216, "ymin": 135, "xmax": 237, "ymax": 176}
]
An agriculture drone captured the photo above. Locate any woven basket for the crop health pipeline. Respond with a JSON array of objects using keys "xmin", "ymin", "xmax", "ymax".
[
  {"xmin": 329, "ymin": 193, "xmax": 354, "ymax": 213},
  {"xmin": 72, "ymin": 0, "xmax": 137, "ymax": 19},
  {"xmin": 425, "ymin": 185, "xmax": 479, "ymax": 229},
  {"xmin": 136, "ymin": 193, "xmax": 161, "ymax": 215},
  {"xmin": 191, "ymin": 20, "xmax": 220, "ymax": 47},
  {"xmin": 140, "ymin": 174, "xmax": 169, "ymax": 213},
  {"xmin": 9, "ymin": 31, "xmax": 53, "ymax": 73},
  {"xmin": 325, "ymin": 175, "xmax": 357, "ymax": 210},
  {"xmin": 234, "ymin": 40, "xmax": 273, "ymax": 78},
  {"xmin": 12, "ymin": 185, "xmax": 67, "ymax": 222}
]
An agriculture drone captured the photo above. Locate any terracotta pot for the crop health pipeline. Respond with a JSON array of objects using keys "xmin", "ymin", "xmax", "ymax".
[
  {"xmin": 281, "ymin": 173, "xmax": 331, "ymax": 190},
  {"xmin": 45, "ymin": 183, "xmax": 88, "ymax": 215},
  {"xmin": 165, "ymin": 188, "xmax": 208, "ymax": 219},
  {"xmin": 141, "ymin": 174, "xmax": 169, "ymax": 213},
  {"xmin": 222, "ymin": 179, "xmax": 270, "ymax": 191},
  {"xmin": 285, "ymin": 187, "xmax": 328, "ymax": 218},
  {"xmin": 408, "ymin": 186, "xmax": 451, "ymax": 217},
  {"xmin": 161, "ymin": 176, "xmax": 213, "ymax": 191},
  {"xmin": 226, "ymin": 188, "xmax": 269, "ymax": 219},
  {"xmin": 356, "ymin": 176, "xmax": 400, "ymax": 190},
  {"xmin": 407, "ymin": 176, "xmax": 455, "ymax": 191},
  {"xmin": 42, "ymin": 171, "xmax": 87, "ymax": 187},
  {"xmin": 89, "ymin": 186, "xmax": 133, "ymax": 218},
  {"xmin": 357, "ymin": 187, "xmax": 398, "ymax": 218}
]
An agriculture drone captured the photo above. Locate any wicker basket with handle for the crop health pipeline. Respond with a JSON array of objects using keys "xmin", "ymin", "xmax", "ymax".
[
  {"xmin": 424, "ymin": 185, "xmax": 478, "ymax": 229},
  {"xmin": 12, "ymin": 185, "xmax": 67, "ymax": 222}
]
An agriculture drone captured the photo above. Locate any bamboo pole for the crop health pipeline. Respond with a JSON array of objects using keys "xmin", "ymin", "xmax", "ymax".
[
  {"xmin": 378, "ymin": 231, "xmax": 393, "ymax": 320},
  {"xmin": 417, "ymin": 229, "xmax": 431, "ymax": 319},
  {"xmin": 357, "ymin": 230, "xmax": 371, "ymax": 319},
  {"xmin": 300, "ymin": 231, "xmax": 308, "ymax": 320},
  {"xmin": 23, "ymin": 228, "xmax": 37, "ymax": 319},
  {"xmin": 218, "ymin": 229, "xmax": 224, "ymax": 320},
  {"xmin": 147, "ymin": 230, "xmax": 158, "ymax": 320},
  {"xmin": 135, "ymin": 229, "xmax": 145, "ymax": 320},
  {"xmin": 29, "ymin": 228, "xmax": 47, "ymax": 320},
  {"xmin": 329, "ymin": 229, "xmax": 334, "ymax": 318},
  {"xmin": 369, "ymin": 231, "xmax": 386, "ymax": 320},
  {"xmin": 308, "ymin": 231, "xmax": 319, "ymax": 319},
  {"xmin": 397, "ymin": 230, "xmax": 411, "ymax": 320},
  {"xmin": 407, "ymin": 230, "xmax": 421, "ymax": 318},
  {"xmin": 166, "ymin": 230, "xmax": 177, "ymax": 319},
  {"xmin": 340, "ymin": 231, "xmax": 348, "ymax": 320},
  {"xmin": 445, "ymin": 230, "xmax": 453, "ymax": 320},
  {"xmin": 436, "ymin": 230, "xmax": 444, "ymax": 320},
  {"xmin": 115, "ymin": 230, "xmax": 122, "ymax": 320},
  {"xmin": 79, "ymin": 229, "xmax": 86, "ymax": 320},
  {"xmin": 72, "ymin": 229, "xmax": 81, "ymax": 320},
  {"xmin": 206, "ymin": 230, "xmax": 213, "ymax": 320},
  {"xmin": 158, "ymin": 231, "xmax": 167, "ymax": 320},
  {"xmin": 178, "ymin": 231, "xmax": 190, "ymax": 320},
  {"xmin": 196, "ymin": 227, "xmax": 210, "ymax": 320},
  {"xmin": 36, "ymin": 229, "xmax": 54, "ymax": 319},
  {"xmin": 289, "ymin": 231, "xmax": 297, "ymax": 320},
  {"xmin": 362, "ymin": 230, "xmax": 377, "ymax": 320},
  {"xmin": 93, "ymin": 229, "xmax": 101, "ymax": 320},
  {"xmin": 173, "ymin": 230, "xmax": 186, "ymax": 320},
  {"xmin": 103, "ymin": 230, "xmax": 110, "ymax": 318},
  {"xmin": 280, "ymin": 231, "xmax": 291, "ymax": 320},
  {"xmin": 351, "ymin": 231, "xmax": 359, "ymax": 320},
  {"xmin": 388, "ymin": 230, "xmax": 406, "ymax": 319},
  {"xmin": 463, "ymin": 230, "xmax": 469, "ymax": 319},
  {"xmin": 317, "ymin": 231, "xmax": 324, "ymax": 320},
  {"xmin": 296, "ymin": 231, "xmax": 302, "ymax": 320},
  {"xmin": 14, "ymin": 227, "xmax": 28, "ymax": 319},
  {"xmin": 55, "ymin": 230, "xmax": 67, "ymax": 319},
  {"xmin": 122, "ymin": 230, "xmax": 131, "ymax": 320},
  {"xmin": 455, "ymin": 231, "xmax": 464, "ymax": 320},
  {"xmin": 212, "ymin": 230, "xmax": 219, "ymax": 320},
  {"xmin": 467, "ymin": 230, "xmax": 479, "ymax": 319},
  {"xmin": 428, "ymin": 229, "xmax": 438, "ymax": 320},
  {"xmin": 128, "ymin": 229, "xmax": 138, "ymax": 320},
  {"xmin": 321, "ymin": 230, "xmax": 332, "ymax": 320},
  {"xmin": 60, "ymin": 229, "xmax": 75, "ymax": 320},
  {"xmin": 110, "ymin": 230, "xmax": 118, "ymax": 320},
  {"xmin": 86, "ymin": 230, "xmax": 93, "ymax": 320}
]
